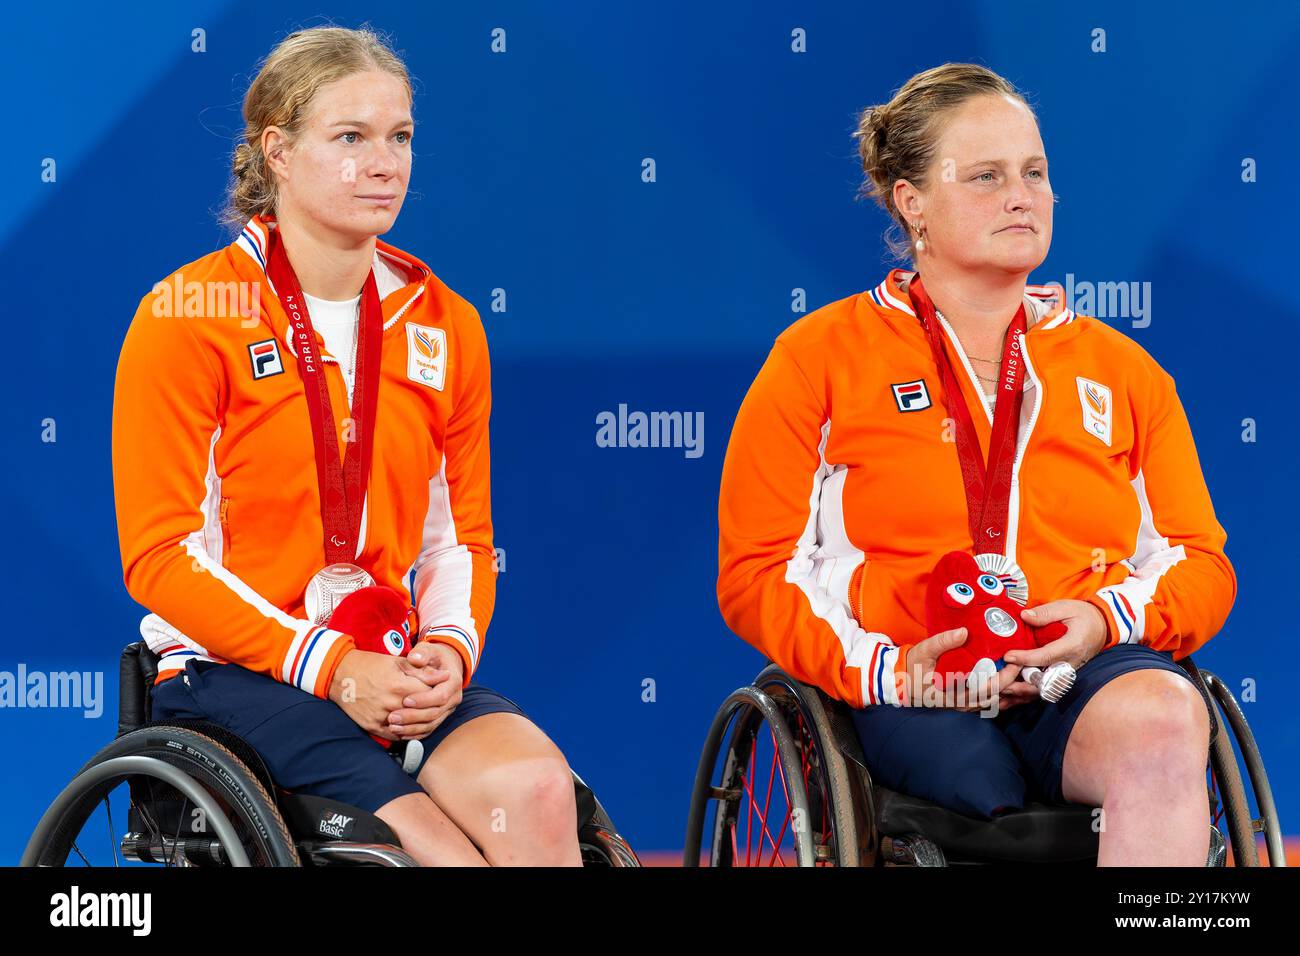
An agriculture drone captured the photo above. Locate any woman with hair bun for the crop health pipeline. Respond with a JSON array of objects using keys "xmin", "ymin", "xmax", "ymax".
[
  {"xmin": 113, "ymin": 25, "xmax": 582, "ymax": 865},
  {"xmin": 717, "ymin": 63, "xmax": 1236, "ymax": 865}
]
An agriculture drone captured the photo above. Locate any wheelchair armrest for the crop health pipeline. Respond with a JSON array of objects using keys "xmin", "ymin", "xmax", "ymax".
[{"xmin": 117, "ymin": 642, "xmax": 160, "ymax": 738}]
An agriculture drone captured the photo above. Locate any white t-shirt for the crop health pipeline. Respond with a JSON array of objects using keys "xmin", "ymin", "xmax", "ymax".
[{"xmin": 302, "ymin": 291, "xmax": 361, "ymax": 407}]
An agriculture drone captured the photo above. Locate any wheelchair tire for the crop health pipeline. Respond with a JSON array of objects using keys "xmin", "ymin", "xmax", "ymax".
[
  {"xmin": 1207, "ymin": 705, "xmax": 1256, "ymax": 867},
  {"xmin": 23, "ymin": 724, "xmax": 299, "ymax": 867},
  {"xmin": 579, "ymin": 818, "xmax": 642, "ymax": 867},
  {"xmin": 1202, "ymin": 671, "xmax": 1285, "ymax": 866}
]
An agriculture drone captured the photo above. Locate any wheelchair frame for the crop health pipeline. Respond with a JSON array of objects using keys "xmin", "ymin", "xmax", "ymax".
[
  {"xmin": 684, "ymin": 658, "xmax": 1285, "ymax": 867},
  {"xmin": 22, "ymin": 642, "xmax": 640, "ymax": 868}
]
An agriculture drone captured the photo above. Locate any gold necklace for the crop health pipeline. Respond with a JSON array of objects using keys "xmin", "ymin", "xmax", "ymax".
[{"xmin": 966, "ymin": 354, "xmax": 1002, "ymax": 392}]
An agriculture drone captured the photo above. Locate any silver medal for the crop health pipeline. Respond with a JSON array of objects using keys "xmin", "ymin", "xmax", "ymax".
[{"xmin": 304, "ymin": 561, "xmax": 375, "ymax": 625}]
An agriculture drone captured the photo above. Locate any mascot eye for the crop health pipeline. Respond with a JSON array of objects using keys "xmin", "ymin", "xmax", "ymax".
[
  {"xmin": 977, "ymin": 574, "xmax": 1003, "ymax": 595},
  {"xmin": 946, "ymin": 582, "xmax": 974, "ymax": 605}
]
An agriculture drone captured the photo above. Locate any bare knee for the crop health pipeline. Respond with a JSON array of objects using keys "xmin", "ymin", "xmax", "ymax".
[
  {"xmin": 481, "ymin": 757, "xmax": 580, "ymax": 865},
  {"xmin": 1104, "ymin": 673, "xmax": 1210, "ymax": 786},
  {"xmin": 1065, "ymin": 670, "xmax": 1209, "ymax": 804}
]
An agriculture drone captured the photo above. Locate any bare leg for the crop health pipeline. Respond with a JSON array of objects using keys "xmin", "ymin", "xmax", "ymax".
[
  {"xmin": 1061, "ymin": 669, "xmax": 1211, "ymax": 866},
  {"xmin": 416, "ymin": 713, "xmax": 583, "ymax": 866},
  {"xmin": 372, "ymin": 791, "xmax": 489, "ymax": 866}
]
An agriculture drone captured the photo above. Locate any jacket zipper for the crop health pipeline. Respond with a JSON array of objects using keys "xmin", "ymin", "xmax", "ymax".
[
  {"xmin": 936, "ymin": 313, "xmax": 995, "ymax": 426},
  {"xmin": 849, "ymin": 562, "xmax": 865, "ymax": 625},
  {"xmin": 1012, "ymin": 333, "xmax": 1043, "ymax": 471},
  {"xmin": 385, "ymin": 284, "xmax": 426, "ymax": 331},
  {"xmin": 1004, "ymin": 332, "xmax": 1044, "ymax": 560},
  {"xmin": 219, "ymin": 496, "xmax": 232, "ymax": 560}
]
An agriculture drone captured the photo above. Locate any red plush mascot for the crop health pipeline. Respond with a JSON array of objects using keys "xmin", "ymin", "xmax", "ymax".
[
  {"xmin": 326, "ymin": 586, "xmax": 424, "ymax": 769},
  {"xmin": 924, "ymin": 551, "xmax": 1076, "ymax": 702}
]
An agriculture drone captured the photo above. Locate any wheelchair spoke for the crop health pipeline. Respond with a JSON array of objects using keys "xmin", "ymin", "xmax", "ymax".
[
  {"xmin": 758, "ymin": 725, "xmax": 787, "ymax": 865},
  {"xmin": 104, "ymin": 795, "xmax": 120, "ymax": 867},
  {"xmin": 739, "ymin": 764, "xmax": 783, "ymax": 865},
  {"xmin": 767, "ymin": 813, "xmax": 793, "ymax": 866},
  {"xmin": 734, "ymin": 725, "xmax": 795, "ymax": 867},
  {"xmin": 758, "ymin": 726, "xmax": 779, "ymax": 864},
  {"xmin": 745, "ymin": 737, "xmax": 756, "ymax": 866},
  {"xmin": 170, "ymin": 796, "xmax": 189, "ymax": 866},
  {"xmin": 133, "ymin": 779, "xmax": 171, "ymax": 866},
  {"xmin": 767, "ymin": 728, "xmax": 795, "ymax": 866}
]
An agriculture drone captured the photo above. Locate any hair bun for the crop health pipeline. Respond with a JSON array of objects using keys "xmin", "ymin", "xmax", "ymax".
[{"xmin": 873, "ymin": 105, "xmax": 896, "ymax": 147}]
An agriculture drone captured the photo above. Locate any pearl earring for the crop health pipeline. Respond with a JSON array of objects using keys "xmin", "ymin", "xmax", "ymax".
[{"xmin": 913, "ymin": 221, "xmax": 926, "ymax": 253}]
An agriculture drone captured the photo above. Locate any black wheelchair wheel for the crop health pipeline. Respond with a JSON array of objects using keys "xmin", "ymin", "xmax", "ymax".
[
  {"xmin": 1196, "ymin": 669, "xmax": 1284, "ymax": 867},
  {"xmin": 1206, "ymin": 699, "xmax": 1257, "ymax": 867},
  {"xmin": 22, "ymin": 724, "xmax": 299, "ymax": 867},
  {"xmin": 578, "ymin": 817, "xmax": 641, "ymax": 867},
  {"xmin": 572, "ymin": 770, "xmax": 641, "ymax": 866},
  {"xmin": 1203, "ymin": 672, "xmax": 1286, "ymax": 866},
  {"xmin": 754, "ymin": 665, "xmax": 866, "ymax": 866},
  {"xmin": 684, "ymin": 668, "xmax": 857, "ymax": 867},
  {"xmin": 684, "ymin": 686, "xmax": 802, "ymax": 865}
]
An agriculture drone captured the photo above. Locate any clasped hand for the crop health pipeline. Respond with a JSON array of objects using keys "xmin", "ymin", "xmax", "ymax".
[{"xmin": 329, "ymin": 640, "xmax": 465, "ymax": 741}]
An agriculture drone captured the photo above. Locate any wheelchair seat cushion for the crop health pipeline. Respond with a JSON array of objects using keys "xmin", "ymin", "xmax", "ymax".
[
  {"xmin": 278, "ymin": 792, "xmax": 402, "ymax": 846},
  {"xmin": 874, "ymin": 785, "xmax": 1100, "ymax": 862}
]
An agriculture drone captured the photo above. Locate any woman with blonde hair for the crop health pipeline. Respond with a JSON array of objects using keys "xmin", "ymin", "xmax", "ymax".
[
  {"xmin": 717, "ymin": 63, "xmax": 1236, "ymax": 865},
  {"xmin": 113, "ymin": 25, "xmax": 581, "ymax": 865}
]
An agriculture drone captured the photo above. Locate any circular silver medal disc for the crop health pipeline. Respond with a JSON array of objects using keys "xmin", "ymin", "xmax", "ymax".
[
  {"xmin": 304, "ymin": 562, "xmax": 375, "ymax": 625},
  {"xmin": 984, "ymin": 605, "xmax": 1019, "ymax": 637}
]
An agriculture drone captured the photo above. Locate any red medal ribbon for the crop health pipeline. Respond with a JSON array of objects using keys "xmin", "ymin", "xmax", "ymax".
[
  {"xmin": 907, "ymin": 274, "xmax": 1027, "ymax": 557},
  {"xmin": 265, "ymin": 223, "xmax": 382, "ymax": 566}
]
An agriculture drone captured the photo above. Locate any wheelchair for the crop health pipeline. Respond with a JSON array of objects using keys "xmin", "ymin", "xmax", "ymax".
[
  {"xmin": 684, "ymin": 658, "xmax": 1285, "ymax": 867},
  {"xmin": 22, "ymin": 642, "xmax": 640, "ymax": 867}
]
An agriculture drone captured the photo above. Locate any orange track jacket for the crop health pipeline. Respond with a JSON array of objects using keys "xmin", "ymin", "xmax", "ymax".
[
  {"xmin": 717, "ymin": 269, "xmax": 1236, "ymax": 708},
  {"xmin": 112, "ymin": 215, "xmax": 495, "ymax": 697}
]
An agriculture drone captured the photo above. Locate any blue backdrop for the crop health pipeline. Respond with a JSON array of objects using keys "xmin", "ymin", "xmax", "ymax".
[{"xmin": 3, "ymin": 0, "xmax": 1297, "ymax": 860}]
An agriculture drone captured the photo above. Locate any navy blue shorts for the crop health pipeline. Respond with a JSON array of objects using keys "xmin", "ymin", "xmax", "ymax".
[
  {"xmin": 850, "ymin": 644, "xmax": 1210, "ymax": 820},
  {"xmin": 150, "ymin": 658, "xmax": 528, "ymax": 814}
]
